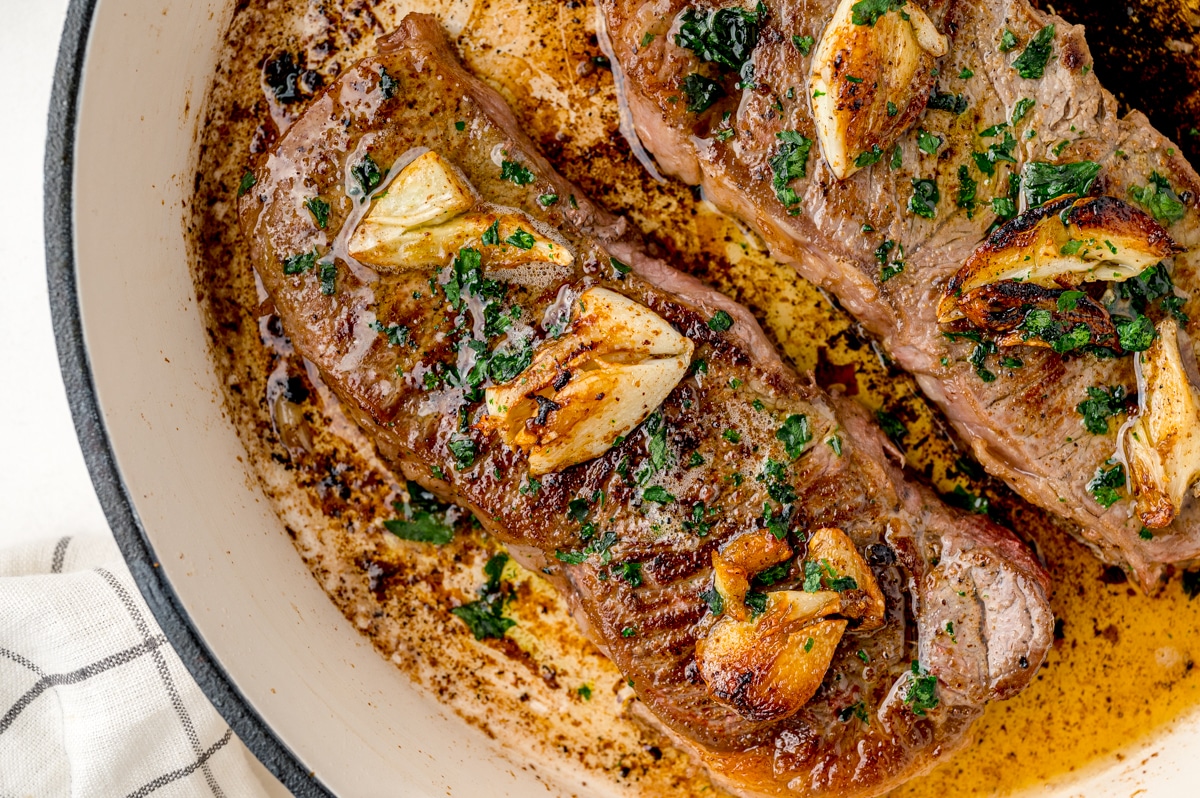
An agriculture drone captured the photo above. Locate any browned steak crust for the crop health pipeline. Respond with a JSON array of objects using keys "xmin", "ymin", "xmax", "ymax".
[
  {"xmin": 599, "ymin": 0, "xmax": 1200, "ymax": 587},
  {"xmin": 240, "ymin": 14, "xmax": 1052, "ymax": 797}
]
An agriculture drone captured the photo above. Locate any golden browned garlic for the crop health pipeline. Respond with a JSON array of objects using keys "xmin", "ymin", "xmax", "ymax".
[
  {"xmin": 1124, "ymin": 319, "xmax": 1200, "ymax": 528},
  {"xmin": 695, "ymin": 528, "xmax": 883, "ymax": 722},
  {"xmin": 938, "ymin": 196, "xmax": 1180, "ymax": 323},
  {"xmin": 348, "ymin": 150, "xmax": 573, "ymax": 271},
  {"xmin": 809, "ymin": 0, "xmax": 948, "ymax": 180},
  {"xmin": 478, "ymin": 287, "xmax": 693, "ymax": 475}
]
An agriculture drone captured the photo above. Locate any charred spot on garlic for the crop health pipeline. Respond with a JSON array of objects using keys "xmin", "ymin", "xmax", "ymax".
[
  {"xmin": 347, "ymin": 150, "xmax": 574, "ymax": 273},
  {"xmin": 695, "ymin": 527, "xmax": 883, "ymax": 722},
  {"xmin": 938, "ymin": 195, "xmax": 1181, "ymax": 324},
  {"xmin": 477, "ymin": 287, "xmax": 694, "ymax": 475},
  {"xmin": 809, "ymin": 0, "xmax": 948, "ymax": 180},
  {"xmin": 1124, "ymin": 319, "xmax": 1200, "ymax": 528}
]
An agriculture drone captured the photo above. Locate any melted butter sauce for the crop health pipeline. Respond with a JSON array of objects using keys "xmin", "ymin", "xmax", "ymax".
[{"xmin": 189, "ymin": 0, "xmax": 1200, "ymax": 794}]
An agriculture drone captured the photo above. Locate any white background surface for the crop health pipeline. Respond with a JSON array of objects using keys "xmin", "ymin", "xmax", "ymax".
[{"xmin": 0, "ymin": 3, "xmax": 109, "ymax": 547}]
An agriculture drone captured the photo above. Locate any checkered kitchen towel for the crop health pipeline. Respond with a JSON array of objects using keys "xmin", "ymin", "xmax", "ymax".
[{"xmin": 0, "ymin": 535, "xmax": 270, "ymax": 797}]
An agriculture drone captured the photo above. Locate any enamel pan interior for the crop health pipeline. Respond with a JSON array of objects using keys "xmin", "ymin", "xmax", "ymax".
[{"xmin": 43, "ymin": 0, "xmax": 1200, "ymax": 795}]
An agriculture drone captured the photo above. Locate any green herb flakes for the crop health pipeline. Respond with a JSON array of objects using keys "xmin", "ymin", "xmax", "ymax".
[
  {"xmin": 770, "ymin": 130, "xmax": 814, "ymax": 208},
  {"xmin": 776, "ymin": 414, "xmax": 812, "ymax": 459},
  {"xmin": 1012, "ymin": 25, "xmax": 1055, "ymax": 80},
  {"xmin": 708, "ymin": 310, "xmax": 735, "ymax": 331},
  {"xmin": 905, "ymin": 661, "xmax": 939, "ymax": 716},
  {"xmin": 1088, "ymin": 462, "xmax": 1126, "ymax": 508},
  {"xmin": 500, "ymin": 159, "xmax": 535, "ymax": 185}
]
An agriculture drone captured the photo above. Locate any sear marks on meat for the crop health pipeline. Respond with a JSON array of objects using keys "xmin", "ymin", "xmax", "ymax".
[
  {"xmin": 239, "ymin": 14, "xmax": 1052, "ymax": 798},
  {"xmin": 599, "ymin": 0, "xmax": 1200, "ymax": 588}
]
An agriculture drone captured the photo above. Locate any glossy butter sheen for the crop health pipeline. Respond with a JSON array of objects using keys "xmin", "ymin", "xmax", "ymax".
[{"xmin": 186, "ymin": 0, "xmax": 1200, "ymax": 794}]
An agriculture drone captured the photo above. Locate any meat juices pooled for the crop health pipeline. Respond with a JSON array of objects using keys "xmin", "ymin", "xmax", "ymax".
[
  {"xmin": 599, "ymin": 0, "xmax": 1200, "ymax": 588},
  {"xmin": 240, "ymin": 15, "xmax": 1052, "ymax": 798}
]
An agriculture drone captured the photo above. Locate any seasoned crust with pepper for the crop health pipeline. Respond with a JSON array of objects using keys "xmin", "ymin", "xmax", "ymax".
[{"xmin": 239, "ymin": 14, "xmax": 1052, "ymax": 798}]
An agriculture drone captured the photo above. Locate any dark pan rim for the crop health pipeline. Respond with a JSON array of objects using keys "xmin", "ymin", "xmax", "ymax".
[{"xmin": 43, "ymin": 1, "xmax": 332, "ymax": 794}]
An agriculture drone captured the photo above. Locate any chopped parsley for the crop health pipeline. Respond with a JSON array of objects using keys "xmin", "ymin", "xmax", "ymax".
[
  {"xmin": 379, "ymin": 67, "xmax": 398, "ymax": 99},
  {"xmin": 505, "ymin": 228, "xmax": 536, "ymax": 250},
  {"xmin": 1115, "ymin": 313, "xmax": 1156, "ymax": 352},
  {"xmin": 851, "ymin": 0, "xmax": 906, "ymax": 27},
  {"xmin": 999, "ymin": 29, "xmax": 1018, "ymax": 52},
  {"xmin": 1076, "ymin": 386, "xmax": 1128, "ymax": 435},
  {"xmin": 776, "ymin": 414, "xmax": 812, "ymax": 459},
  {"xmin": 826, "ymin": 434, "xmax": 843, "ymax": 456},
  {"xmin": 454, "ymin": 120, "xmax": 466, "ymax": 132},
  {"xmin": 451, "ymin": 552, "xmax": 516, "ymax": 640},
  {"xmin": 682, "ymin": 72, "xmax": 723, "ymax": 113},
  {"xmin": 708, "ymin": 310, "xmax": 735, "ymax": 331},
  {"xmin": 972, "ymin": 128, "xmax": 1017, "ymax": 177},
  {"xmin": 351, "ymin": 154, "xmax": 384, "ymax": 199},
  {"xmin": 1088, "ymin": 462, "xmax": 1126, "ymax": 508},
  {"xmin": 538, "ymin": 193, "xmax": 559, "ymax": 207},
  {"xmin": 854, "ymin": 145, "xmax": 884, "ymax": 169},
  {"xmin": 770, "ymin": 131, "xmax": 814, "ymax": 209},
  {"xmin": 1012, "ymin": 25, "xmax": 1055, "ymax": 80},
  {"xmin": 1129, "ymin": 171, "xmax": 1187, "ymax": 225},
  {"xmin": 384, "ymin": 481, "xmax": 454, "ymax": 544},
  {"xmin": 744, "ymin": 591, "xmax": 769, "ymax": 616},
  {"xmin": 956, "ymin": 165, "xmax": 977, "ymax": 217},
  {"xmin": 875, "ymin": 409, "xmax": 907, "ymax": 442},
  {"xmin": 792, "ymin": 34, "xmax": 814, "ymax": 55},
  {"xmin": 318, "ymin": 262, "xmax": 337, "ymax": 296},
  {"xmin": 875, "ymin": 238, "xmax": 905, "ymax": 282},
  {"xmin": 448, "ymin": 438, "xmax": 477, "ymax": 470},
  {"xmin": 305, "ymin": 197, "xmax": 330, "ymax": 228},
  {"xmin": 1021, "ymin": 160, "xmax": 1101, "ymax": 207},
  {"xmin": 618, "ymin": 561, "xmax": 644, "ymax": 587},
  {"xmin": 500, "ymin": 159, "xmax": 535, "ymax": 186},
  {"xmin": 905, "ymin": 661, "xmax": 939, "ymax": 716},
  {"xmin": 700, "ymin": 585, "xmax": 725, "ymax": 615},
  {"xmin": 674, "ymin": 4, "xmax": 764, "ymax": 73},
  {"xmin": 928, "ymin": 92, "xmax": 967, "ymax": 114},
  {"xmin": 282, "ymin": 248, "xmax": 318, "ymax": 275},
  {"xmin": 643, "ymin": 485, "xmax": 676, "ymax": 504},
  {"xmin": 1011, "ymin": 97, "xmax": 1035, "ymax": 125},
  {"xmin": 481, "ymin": 219, "xmax": 500, "ymax": 246},
  {"xmin": 908, "ymin": 178, "xmax": 940, "ymax": 219},
  {"xmin": 237, "ymin": 171, "xmax": 256, "ymax": 197}
]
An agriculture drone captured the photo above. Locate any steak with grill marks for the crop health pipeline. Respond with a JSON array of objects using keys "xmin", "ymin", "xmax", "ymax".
[
  {"xmin": 599, "ymin": 0, "xmax": 1200, "ymax": 588},
  {"xmin": 239, "ymin": 14, "xmax": 1052, "ymax": 797}
]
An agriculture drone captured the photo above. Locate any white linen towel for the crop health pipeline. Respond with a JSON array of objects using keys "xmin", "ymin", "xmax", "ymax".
[{"xmin": 0, "ymin": 535, "xmax": 271, "ymax": 797}]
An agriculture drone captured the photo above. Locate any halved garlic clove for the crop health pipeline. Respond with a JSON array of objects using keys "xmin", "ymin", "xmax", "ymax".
[
  {"xmin": 805, "ymin": 527, "xmax": 887, "ymax": 629},
  {"xmin": 478, "ymin": 287, "xmax": 693, "ymax": 475},
  {"xmin": 359, "ymin": 150, "xmax": 476, "ymax": 231},
  {"xmin": 347, "ymin": 149, "xmax": 573, "ymax": 273},
  {"xmin": 696, "ymin": 590, "xmax": 845, "ymax": 721},
  {"xmin": 809, "ymin": 0, "xmax": 948, "ymax": 180},
  {"xmin": 1124, "ymin": 318, "xmax": 1200, "ymax": 528},
  {"xmin": 939, "ymin": 195, "xmax": 1181, "ymax": 323},
  {"xmin": 353, "ymin": 211, "xmax": 574, "ymax": 271},
  {"xmin": 955, "ymin": 281, "xmax": 1120, "ymax": 350},
  {"xmin": 712, "ymin": 530, "xmax": 796, "ymax": 622}
]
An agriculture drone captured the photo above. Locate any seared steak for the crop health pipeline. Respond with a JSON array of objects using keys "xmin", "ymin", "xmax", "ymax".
[
  {"xmin": 240, "ymin": 14, "xmax": 1052, "ymax": 797},
  {"xmin": 599, "ymin": 0, "xmax": 1200, "ymax": 587}
]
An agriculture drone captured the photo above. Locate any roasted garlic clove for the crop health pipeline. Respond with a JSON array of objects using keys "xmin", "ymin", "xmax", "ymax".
[
  {"xmin": 696, "ymin": 590, "xmax": 845, "ymax": 722},
  {"xmin": 712, "ymin": 530, "xmax": 799, "ymax": 621},
  {"xmin": 805, "ymin": 527, "xmax": 887, "ymax": 629},
  {"xmin": 347, "ymin": 150, "xmax": 573, "ymax": 272},
  {"xmin": 479, "ymin": 287, "xmax": 693, "ymax": 475},
  {"xmin": 1124, "ymin": 319, "xmax": 1200, "ymax": 528},
  {"xmin": 939, "ymin": 196, "xmax": 1180, "ymax": 323},
  {"xmin": 360, "ymin": 150, "xmax": 475, "ymax": 231},
  {"xmin": 354, "ymin": 211, "xmax": 574, "ymax": 271},
  {"xmin": 955, "ymin": 281, "xmax": 1119, "ymax": 350},
  {"xmin": 809, "ymin": 0, "xmax": 948, "ymax": 180}
]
